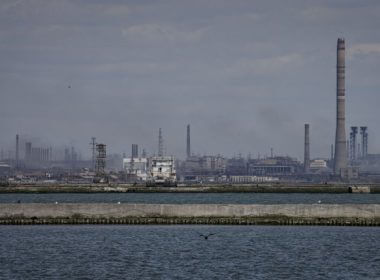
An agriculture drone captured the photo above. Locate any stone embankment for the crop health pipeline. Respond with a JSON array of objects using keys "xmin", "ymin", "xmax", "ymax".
[
  {"xmin": 0, "ymin": 183, "xmax": 379, "ymax": 193},
  {"xmin": 1, "ymin": 203, "xmax": 379, "ymax": 226}
]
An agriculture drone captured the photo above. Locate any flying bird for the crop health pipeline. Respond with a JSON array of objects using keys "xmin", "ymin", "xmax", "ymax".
[{"xmin": 199, "ymin": 233, "xmax": 216, "ymax": 240}]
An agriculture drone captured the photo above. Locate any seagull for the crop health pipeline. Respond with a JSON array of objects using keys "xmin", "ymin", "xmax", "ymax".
[
  {"xmin": 318, "ymin": 200, "xmax": 321, "ymax": 204},
  {"xmin": 199, "ymin": 233, "xmax": 216, "ymax": 240}
]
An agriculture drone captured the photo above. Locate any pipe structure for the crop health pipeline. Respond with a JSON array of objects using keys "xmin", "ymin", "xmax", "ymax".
[{"xmin": 334, "ymin": 38, "xmax": 347, "ymax": 174}]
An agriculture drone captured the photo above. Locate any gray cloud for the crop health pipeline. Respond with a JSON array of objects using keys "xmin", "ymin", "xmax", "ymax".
[{"xmin": 0, "ymin": 0, "xmax": 379, "ymax": 160}]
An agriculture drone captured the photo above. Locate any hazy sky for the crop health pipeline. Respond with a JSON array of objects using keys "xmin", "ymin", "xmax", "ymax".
[{"xmin": 1, "ymin": 0, "xmax": 379, "ymax": 160}]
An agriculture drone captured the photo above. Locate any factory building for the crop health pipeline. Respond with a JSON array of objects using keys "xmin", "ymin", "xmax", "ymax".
[
  {"xmin": 123, "ymin": 157, "xmax": 148, "ymax": 181},
  {"xmin": 309, "ymin": 159, "xmax": 328, "ymax": 172},
  {"xmin": 182, "ymin": 155, "xmax": 226, "ymax": 175},
  {"xmin": 247, "ymin": 156, "xmax": 301, "ymax": 177},
  {"xmin": 0, "ymin": 162, "xmax": 11, "ymax": 176},
  {"xmin": 226, "ymin": 157, "xmax": 247, "ymax": 175},
  {"xmin": 24, "ymin": 141, "xmax": 52, "ymax": 168}
]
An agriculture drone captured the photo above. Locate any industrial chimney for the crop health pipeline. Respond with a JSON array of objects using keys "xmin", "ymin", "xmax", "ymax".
[
  {"xmin": 132, "ymin": 144, "xmax": 138, "ymax": 158},
  {"xmin": 186, "ymin": 124, "xmax": 191, "ymax": 158},
  {"xmin": 304, "ymin": 124, "xmax": 310, "ymax": 173},
  {"xmin": 334, "ymin": 38, "xmax": 347, "ymax": 174},
  {"xmin": 158, "ymin": 128, "xmax": 163, "ymax": 157},
  {"xmin": 360, "ymin": 126, "xmax": 368, "ymax": 158},
  {"xmin": 15, "ymin": 134, "xmax": 19, "ymax": 169}
]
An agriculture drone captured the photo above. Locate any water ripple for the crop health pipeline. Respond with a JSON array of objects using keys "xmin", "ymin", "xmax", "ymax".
[{"xmin": 0, "ymin": 225, "xmax": 379, "ymax": 279}]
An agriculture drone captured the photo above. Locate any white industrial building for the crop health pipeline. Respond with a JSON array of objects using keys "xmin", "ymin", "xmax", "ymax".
[
  {"xmin": 122, "ymin": 156, "xmax": 177, "ymax": 184},
  {"xmin": 310, "ymin": 159, "xmax": 328, "ymax": 171},
  {"xmin": 149, "ymin": 156, "xmax": 177, "ymax": 184},
  {"xmin": 123, "ymin": 157, "xmax": 148, "ymax": 181}
]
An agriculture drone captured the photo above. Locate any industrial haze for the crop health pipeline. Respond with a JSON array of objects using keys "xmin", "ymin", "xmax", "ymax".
[{"xmin": 0, "ymin": 1, "xmax": 380, "ymax": 160}]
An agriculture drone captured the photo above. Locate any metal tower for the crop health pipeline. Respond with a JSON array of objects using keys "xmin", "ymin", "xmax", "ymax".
[{"xmin": 95, "ymin": 143, "xmax": 106, "ymax": 176}]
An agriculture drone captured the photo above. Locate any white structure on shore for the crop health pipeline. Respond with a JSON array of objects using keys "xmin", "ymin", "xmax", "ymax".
[
  {"xmin": 229, "ymin": 175, "xmax": 279, "ymax": 183},
  {"xmin": 149, "ymin": 156, "xmax": 177, "ymax": 184},
  {"xmin": 122, "ymin": 156, "xmax": 176, "ymax": 183},
  {"xmin": 123, "ymin": 157, "xmax": 148, "ymax": 181}
]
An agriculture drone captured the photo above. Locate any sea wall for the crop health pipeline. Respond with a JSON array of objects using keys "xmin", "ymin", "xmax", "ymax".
[
  {"xmin": 1, "ymin": 203, "xmax": 380, "ymax": 226},
  {"xmin": 1, "ymin": 183, "xmax": 380, "ymax": 193}
]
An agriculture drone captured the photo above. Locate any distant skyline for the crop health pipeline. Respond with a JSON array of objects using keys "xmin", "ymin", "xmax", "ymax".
[{"xmin": 1, "ymin": 0, "xmax": 379, "ymax": 160}]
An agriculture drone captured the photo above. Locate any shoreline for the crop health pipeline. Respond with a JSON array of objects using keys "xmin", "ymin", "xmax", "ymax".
[{"xmin": 0, "ymin": 183, "xmax": 379, "ymax": 193}]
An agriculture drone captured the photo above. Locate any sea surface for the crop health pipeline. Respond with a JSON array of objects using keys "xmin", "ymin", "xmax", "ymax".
[
  {"xmin": 0, "ymin": 225, "xmax": 379, "ymax": 279},
  {"xmin": 1, "ymin": 192, "xmax": 380, "ymax": 204}
]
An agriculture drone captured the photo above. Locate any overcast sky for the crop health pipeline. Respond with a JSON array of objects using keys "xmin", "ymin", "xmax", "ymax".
[{"xmin": 1, "ymin": 0, "xmax": 379, "ymax": 160}]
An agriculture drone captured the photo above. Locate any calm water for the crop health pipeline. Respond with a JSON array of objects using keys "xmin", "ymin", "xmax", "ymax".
[
  {"xmin": 1, "ymin": 192, "xmax": 380, "ymax": 204},
  {"xmin": 0, "ymin": 225, "xmax": 379, "ymax": 279}
]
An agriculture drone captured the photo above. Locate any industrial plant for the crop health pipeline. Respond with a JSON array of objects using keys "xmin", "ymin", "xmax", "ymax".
[{"xmin": 1, "ymin": 39, "xmax": 380, "ymax": 185}]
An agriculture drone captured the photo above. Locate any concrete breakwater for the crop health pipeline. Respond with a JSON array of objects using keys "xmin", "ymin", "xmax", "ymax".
[
  {"xmin": 1, "ymin": 183, "xmax": 380, "ymax": 193},
  {"xmin": 1, "ymin": 203, "xmax": 380, "ymax": 226}
]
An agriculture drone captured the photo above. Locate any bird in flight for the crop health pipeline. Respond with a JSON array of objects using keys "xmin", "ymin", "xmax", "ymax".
[{"xmin": 199, "ymin": 233, "xmax": 216, "ymax": 240}]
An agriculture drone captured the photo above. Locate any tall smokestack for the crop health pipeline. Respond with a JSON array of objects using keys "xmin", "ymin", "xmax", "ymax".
[
  {"xmin": 334, "ymin": 38, "xmax": 347, "ymax": 174},
  {"xmin": 16, "ymin": 134, "xmax": 19, "ymax": 169},
  {"xmin": 360, "ymin": 126, "xmax": 368, "ymax": 158},
  {"xmin": 350, "ymin": 126, "xmax": 358, "ymax": 161},
  {"xmin": 158, "ymin": 128, "xmax": 163, "ymax": 157},
  {"xmin": 304, "ymin": 124, "xmax": 310, "ymax": 173},
  {"xmin": 186, "ymin": 124, "xmax": 191, "ymax": 158},
  {"xmin": 132, "ymin": 144, "xmax": 138, "ymax": 158}
]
